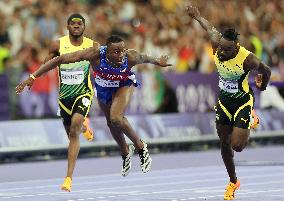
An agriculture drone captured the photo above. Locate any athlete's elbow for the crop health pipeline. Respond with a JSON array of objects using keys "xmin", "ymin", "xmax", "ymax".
[{"xmin": 259, "ymin": 62, "xmax": 271, "ymax": 76}]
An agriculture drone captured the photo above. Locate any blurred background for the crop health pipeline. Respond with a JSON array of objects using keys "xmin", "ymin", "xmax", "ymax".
[{"xmin": 0, "ymin": 0, "xmax": 284, "ymax": 162}]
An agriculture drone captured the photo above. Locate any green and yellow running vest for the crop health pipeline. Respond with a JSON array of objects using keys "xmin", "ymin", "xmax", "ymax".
[
  {"xmin": 58, "ymin": 35, "xmax": 94, "ymax": 99},
  {"xmin": 214, "ymin": 46, "xmax": 251, "ymax": 98}
]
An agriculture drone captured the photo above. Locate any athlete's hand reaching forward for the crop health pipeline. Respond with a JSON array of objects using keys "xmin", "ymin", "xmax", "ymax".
[
  {"xmin": 255, "ymin": 74, "xmax": 263, "ymax": 89},
  {"xmin": 15, "ymin": 76, "xmax": 35, "ymax": 94},
  {"xmin": 156, "ymin": 55, "xmax": 172, "ymax": 67},
  {"xmin": 186, "ymin": 5, "xmax": 200, "ymax": 19}
]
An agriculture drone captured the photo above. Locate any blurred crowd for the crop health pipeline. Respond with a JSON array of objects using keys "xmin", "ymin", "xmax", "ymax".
[{"xmin": 0, "ymin": 0, "xmax": 284, "ymax": 119}]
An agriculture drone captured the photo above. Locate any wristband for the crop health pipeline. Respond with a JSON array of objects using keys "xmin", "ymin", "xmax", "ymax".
[{"xmin": 30, "ymin": 74, "xmax": 36, "ymax": 80}]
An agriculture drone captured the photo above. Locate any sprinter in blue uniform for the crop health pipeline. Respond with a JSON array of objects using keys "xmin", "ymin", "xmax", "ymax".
[{"xmin": 19, "ymin": 34, "xmax": 171, "ymax": 178}]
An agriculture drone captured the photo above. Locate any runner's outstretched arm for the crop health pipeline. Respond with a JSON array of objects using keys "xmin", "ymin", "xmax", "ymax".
[
  {"xmin": 16, "ymin": 44, "xmax": 100, "ymax": 94},
  {"xmin": 127, "ymin": 49, "xmax": 172, "ymax": 67},
  {"xmin": 186, "ymin": 5, "xmax": 221, "ymax": 49}
]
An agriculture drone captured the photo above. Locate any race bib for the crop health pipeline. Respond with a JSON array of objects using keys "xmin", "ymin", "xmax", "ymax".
[
  {"xmin": 61, "ymin": 71, "xmax": 84, "ymax": 85},
  {"xmin": 95, "ymin": 76, "xmax": 119, "ymax": 88},
  {"xmin": 219, "ymin": 77, "xmax": 238, "ymax": 93}
]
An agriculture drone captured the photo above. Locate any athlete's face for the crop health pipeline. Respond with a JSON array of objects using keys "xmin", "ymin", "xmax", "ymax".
[
  {"xmin": 67, "ymin": 20, "xmax": 85, "ymax": 37},
  {"xmin": 217, "ymin": 38, "xmax": 238, "ymax": 61},
  {"xmin": 107, "ymin": 41, "xmax": 126, "ymax": 66}
]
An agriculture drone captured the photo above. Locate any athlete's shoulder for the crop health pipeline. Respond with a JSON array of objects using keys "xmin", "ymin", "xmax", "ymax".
[
  {"xmin": 83, "ymin": 36, "xmax": 98, "ymax": 48},
  {"xmin": 83, "ymin": 36, "xmax": 94, "ymax": 43},
  {"xmin": 239, "ymin": 46, "xmax": 251, "ymax": 55},
  {"xmin": 59, "ymin": 35, "xmax": 69, "ymax": 41},
  {"xmin": 49, "ymin": 40, "xmax": 60, "ymax": 53}
]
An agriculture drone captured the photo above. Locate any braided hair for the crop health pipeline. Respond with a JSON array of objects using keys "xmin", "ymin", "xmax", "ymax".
[{"xmin": 222, "ymin": 28, "xmax": 239, "ymax": 41}]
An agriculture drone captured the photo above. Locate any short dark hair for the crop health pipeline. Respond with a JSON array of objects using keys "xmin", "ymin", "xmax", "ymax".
[
  {"xmin": 222, "ymin": 28, "xmax": 239, "ymax": 41},
  {"xmin": 67, "ymin": 13, "xmax": 85, "ymax": 25},
  {"xmin": 106, "ymin": 35, "xmax": 124, "ymax": 46}
]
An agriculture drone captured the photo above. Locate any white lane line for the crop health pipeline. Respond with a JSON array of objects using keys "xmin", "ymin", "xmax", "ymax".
[
  {"xmin": 10, "ymin": 173, "xmax": 284, "ymax": 195},
  {"xmin": 2, "ymin": 178, "xmax": 284, "ymax": 200},
  {"xmin": 0, "ymin": 166, "xmax": 223, "ymax": 185},
  {"xmin": 0, "ymin": 166, "xmax": 280, "ymax": 192},
  {"xmin": 181, "ymin": 188, "xmax": 284, "ymax": 201},
  {"xmin": 0, "ymin": 164, "xmax": 281, "ymax": 186}
]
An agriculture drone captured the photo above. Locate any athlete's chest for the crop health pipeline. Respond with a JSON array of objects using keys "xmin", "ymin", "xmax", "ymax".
[
  {"xmin": 60, "ymin": 44, "xmax": 87, "ymax": 55},
  {"xmin": 215, "ymin": 58, "xmax": 245, "ymax": 80}
]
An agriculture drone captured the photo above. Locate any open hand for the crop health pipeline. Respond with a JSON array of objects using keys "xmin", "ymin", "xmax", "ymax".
[
  {"xmin": 255, "ymin": 74, "xmax": 263, "ymax": 89},
  {"xmin": 157, "ymin": 55, "xmax": 172, "ymax": 67},
  {"xmin": 15, "ymin": 76, "xmax": 35, "ymax": 94},
  {"xmin": 186, "ymin": 5, "xmax": 200, "ymax": 19}
]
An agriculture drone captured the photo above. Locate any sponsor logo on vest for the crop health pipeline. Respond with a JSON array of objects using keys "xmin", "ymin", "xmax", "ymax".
[
  {"xmin": 219, "ymin": 76, "xmax": 238, "ymax": 93},
  {"xmin": 95, "ymin": 76, "xmax": 119, "ymax": 87}
]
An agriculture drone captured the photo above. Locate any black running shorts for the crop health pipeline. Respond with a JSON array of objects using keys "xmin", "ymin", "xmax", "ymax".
[
  {"xmin": 215, "ymin": 92, "xmax": 254, "ymax": 129},
  {"xmin": 58, "ymin": 93, "xmax": 93, "ymax": 126}
]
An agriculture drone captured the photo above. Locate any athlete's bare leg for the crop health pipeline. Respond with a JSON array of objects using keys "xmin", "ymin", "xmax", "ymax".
[
  {"xmin": 231, "ymin": 127, "xmax": 250, "ymax": 152},
  {"xmin": 66, "ymin": 113, "xmax": 84, "ymax": 179},
  {"xmin": 64, "ymin": 124, "xmax": 88, "ymax": 140},
  {"xmin": 217, "ymin": 124, "xmax": 250, "ymax": 183},
  {"xmin": 110, "ymin": 85, "xmax": 144, "ymax": 151},
  {"xmin": 63, "ymin": 125, "xmax": 70, "ymax": 137},
  {"xmin": 98, "ymin": 101, "xmax": 129, "ymax": 156},
  {"xmin": 217, "ymin": 124, "xmax": 236, "ymax": 183}
]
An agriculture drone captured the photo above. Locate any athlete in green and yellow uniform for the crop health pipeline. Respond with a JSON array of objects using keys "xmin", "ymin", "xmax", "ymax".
[
  {"xmin": 58, "ymin": 34, "xmax": 94, "ymax": 125},
  {"xmin": 186, "ymin": 5, "xmax": 271, "ymax": 200},
  {"xmin": 214, "ymin": 45, "xmax": 255, "ymax": 129},
  {"xmin": 16, "ymin": 13, "xmax": 99, "ymax": 192}
]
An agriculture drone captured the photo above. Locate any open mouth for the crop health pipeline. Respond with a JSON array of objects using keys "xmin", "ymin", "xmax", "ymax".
[{"xmin": 117, "ymin": 58, "xmax": 124, "ymax": 63}]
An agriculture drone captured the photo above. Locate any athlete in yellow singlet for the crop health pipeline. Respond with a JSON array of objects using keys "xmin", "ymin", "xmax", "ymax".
[
  {"xmin": 16, "ymin": 14, "xmax": 99, "ymax": 192},
  {"xmin": 186, "ymin": 5, "xmax": 271, "ymax": 200}
]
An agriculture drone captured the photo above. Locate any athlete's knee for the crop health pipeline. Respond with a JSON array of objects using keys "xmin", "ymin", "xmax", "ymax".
[
  {"xmin": 69, "ymin": 122, "xmax": 81, "ymax": 138},
  {"xmin": 232, "ymin": 143, "xmax": 246, "ymax": 152},
  {"xmin": 107, "ymin": 120, "xmax": 115, "ymax": 129},
  {"xmin": 110, "ymin": 116, "xmax": 123, "ymax": 127}
]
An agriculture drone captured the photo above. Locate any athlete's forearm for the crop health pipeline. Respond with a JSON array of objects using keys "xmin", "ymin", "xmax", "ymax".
[
  {"xmin": 194, "ymin": 16, "xmax": 221, "ymax": 43},
  {"xmin": 33, "ymin": 56, "xmax": 62, "ymax": 78},
  {"xmin": 258, "ymin": 62, "xmax": 271, "ymax": 91},
  {"xmin": 136, "ymin": 54, "xmax": 160, "ymax": 65},
  {"xmin": 194, "ymin": 15, "xmax": 213, "ymax": 32},
  {"xmin": 33, "ymin": 52, "xmax": 84, "ymax": 78}
]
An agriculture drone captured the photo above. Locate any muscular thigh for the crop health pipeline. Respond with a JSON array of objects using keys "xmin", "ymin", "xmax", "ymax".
[
  {"xmin": 98, "ymin": 101, "xmax": 111, "ymax": 122},
  {"xmin": 216, "ymin": 123, "xmax": 233, "ymax": 145},
  {"xmin": 231, "ymin": 127, "xmax": 250, "ymax": 146},
  {"xmin": 110, "ymin": 85, "xmax": 134, "ymax": 117}
]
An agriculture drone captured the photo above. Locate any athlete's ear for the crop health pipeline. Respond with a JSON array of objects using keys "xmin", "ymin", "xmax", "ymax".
[{"xmin": 235, "ymin": 42, "xmax": 240, "ymax": 50}]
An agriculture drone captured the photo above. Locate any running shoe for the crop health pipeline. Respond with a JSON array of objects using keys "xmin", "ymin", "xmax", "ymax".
[
  {"xmin": 61, "ymin": 177, "xmax": 72, "ymax": 192},
  {"xmin": 250, "ymin": 109, "xmax": 260, "ymax": 129},
  {"xmin": 224, "ymin": 180, "xmax": 240, "ymax": 200},
  {"xmin": 121, "ymin": 145, "xmax": 135, "ymax": 177},
  {"xmin": 138, "ymin": 140, "xmax": 152, "ymax": 173},
  {"xmin": 82, "ymin": 118, "xmax": 94, "ymax": 141}
]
